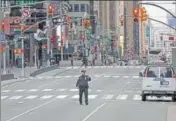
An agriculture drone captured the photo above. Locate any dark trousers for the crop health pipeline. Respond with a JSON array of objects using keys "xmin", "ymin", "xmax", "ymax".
[{"xmin": 79, "ymin": 87, "xmax": 88, "ymax": 104}]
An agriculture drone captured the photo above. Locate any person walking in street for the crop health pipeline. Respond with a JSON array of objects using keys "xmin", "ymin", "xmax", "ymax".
[
  {"xmin": 81, "ymin": 57, "xmax": 87, "ymax": 68},
  {"xmin": 76, "ymin": 70, "xmax": 91, "ymax": 105}
]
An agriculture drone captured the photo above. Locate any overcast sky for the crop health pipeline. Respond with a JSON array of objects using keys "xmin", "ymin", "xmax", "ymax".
[{"xmin": 143, "ymin": 1, "xmax": 176, "ymax": 27}]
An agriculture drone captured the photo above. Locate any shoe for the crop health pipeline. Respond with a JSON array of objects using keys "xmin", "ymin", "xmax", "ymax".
[
  {"xmin": 80, "ymin": 102, "xmax": 82, "ymax": 105},
  {"xmin": 86, "ymin": 103, "xmax": 88, "ymax": 105}
]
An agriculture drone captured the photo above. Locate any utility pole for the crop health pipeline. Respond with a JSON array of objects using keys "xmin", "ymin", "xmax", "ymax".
[
  {"xmin": 60, "ymin": 2, "xmax": 63, "ymax": 61},
  {"xmin": 46, "ymin": 1, "xmax": 50, "ymax": 66}
]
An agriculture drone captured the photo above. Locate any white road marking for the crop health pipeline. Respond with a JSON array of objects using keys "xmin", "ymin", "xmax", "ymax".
[
  {"xmin": 74, "ymin": 75, "xmax": 79, "ymax": 78},
  {"xmin": 40, "ymin": 95, "xmax": 54, "ymax": 99},
  {"xmin": 65, "ymin": 76, "xmax": 71, "ymax": 78},
  {"xmin": 73, "ymin": 67, "xmax": 79, "ymax": 69},
  {"xmin": 132, "ymin": 76, "xmax": 139, "ymax": 79},
  {"xmin": 82, "ymin": 103, "xmax": 107, "ymax": 121},
  {"xmin": 37, "ymin": 77, "xmax": 43, "ymax": 79},
  {"xmin": 116, "ymin": 95, "xmax": 128, "ymax": 100},
  {"xmin": 69, "ymin": 89, "xmax": 78, "ymax": 92},
  {"xmin": 71, "ymin": 95, "xmax": 79, "ymax": 99},
  {"xmin": 89, "ymin": 95, "xmax": 98, "ymax": 99},
  {"xmin": 94, "ymin": 75, "xmax": 101, "ymax": 77},
  {"xmin": 1, "ymin": 90, "xmax": 11, "ymax": 93},
  {"xmin": 96, "ymin": 90, "xmax": 102, "ymax": 92},
  {"xmin": 15, "ymin": 90, "xmax": 25, "ymax": 92},
  {"xmin": 42, "ymin": 89, "xmax": 53, "ymax": 92},
  {"xmin": 56, "ymin": 95, "xmax": 68, "ymax": 99},
  {"xmin": 46, "ymin": 76, "xmax": 52, "ymax": 79},
  {"xmin": 28, "ymin": 89, "xmax": 38, "ymax": 92},
  {"xmin": 133, "ymin": 95, "xmax": 142, "ymax": 100},
  {"xmin": 125, "ymin": 90, "xmax": 133, "ymax": 93},
  {"xmin": 123, "ymin": 76, "xmax": 129, "ymax": 78},
  {"xmin": 112, "ymin": 76, "xmax": 120, "ymax": 78},
  {"xmin": 5, "ymin": 98, "xmax": 56, "ymax": 121},
  {"xmin": 10, "ymin": 96, "xmax": 23, "ymax": 100},
  {"xmin": 94, "ymin": 66, "xmax": 99, "ymax": 68},
  {"xmin": 55, "ymin": 76, "xmax": 62, "ymax": 78},
  {"xmin": 57, "ymin": 89, "xmax": 66, "ymax": 91},
  {"xmin": 136, "ymin": 66, "xmax": 140, "ymax": 68},
  {"xmin": 25, "ymin": 95, "xmax": 38, "ymax": 99},
  {"xmin": 104, "ymin": 75, "xmax": 110, "ymax": 78},
  {"xmin": 1, "ymin": 96, "xmax": 8, "ymax": 99},
  {"xmin": 103, "ymin": 95, "xmax": 114, "ymax": 99}
]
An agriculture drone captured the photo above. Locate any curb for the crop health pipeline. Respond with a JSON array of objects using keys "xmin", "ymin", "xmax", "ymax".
[
  {"xmin": 30, "ymin": 65, "xmax": 59, "ymax": 77},
  {"xmin": 1, "ymin": 74, "xmax": 15, "ymax": 81}
]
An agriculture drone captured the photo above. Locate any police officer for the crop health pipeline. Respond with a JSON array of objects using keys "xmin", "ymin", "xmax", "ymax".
[{"xmin": 76, "ymin": 70, "xmax": 91, "ymax": 105}]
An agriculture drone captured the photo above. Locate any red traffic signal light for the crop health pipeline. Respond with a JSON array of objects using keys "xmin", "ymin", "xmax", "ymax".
[
  {"xmin": 133, "ymin": 8, "xmax": 139, "ymax": 17},
  {"xmin": 48, "ymin": 4, "xmax": 54, "ymax": 16}
]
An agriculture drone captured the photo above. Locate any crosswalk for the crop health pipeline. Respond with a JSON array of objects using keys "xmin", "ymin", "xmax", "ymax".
[
  {"xmin": 1, "ymin": 88, "xmax": 141, "ymax": 93},
  {"xmin": 29, "ymin": 75, "xmax": 140, "ymax": 80},
  {"xmin": 1, "ymin": 94, "xmax": 172, "ymax": 101},
  {"xmin": 62, "ymin": 66, "xmax": 146, "ymax": 69}
]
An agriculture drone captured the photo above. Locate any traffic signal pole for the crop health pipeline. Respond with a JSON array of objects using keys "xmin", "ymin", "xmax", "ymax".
[{"xmin": 46, "ymin": 1, "xmax": 50, "ymax": 66}]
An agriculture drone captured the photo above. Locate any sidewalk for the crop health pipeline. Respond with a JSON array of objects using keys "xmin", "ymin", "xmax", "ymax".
[{"xmin": 1, "ymin": 66, "xmax": 37, "ymax": 79}]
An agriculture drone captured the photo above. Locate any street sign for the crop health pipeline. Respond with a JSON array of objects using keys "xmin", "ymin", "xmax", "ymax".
[
  {"xmin": 20, "ymin": 8, "xmax": 31, "ymax": 18},
  {"xmin": 34, "ymin": 29, "xmax": 47, "ymax": 41}
]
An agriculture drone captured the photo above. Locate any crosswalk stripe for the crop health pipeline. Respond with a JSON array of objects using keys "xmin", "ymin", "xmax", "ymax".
[
  {"xmin": 89, "ymin": 95, "xmax": 98, "ymax": 99},
  {"xmin": 65, "ymin": 76, "xmax": 71, "ymax": 78},
  {"xmin": 133, "ymin": 95, "xmax": 141, "ymax": 100},
  {"xmin": 57, "ymin": 89, "xmax": 67, "ymax": 91},
  {"xmin": 29, "ymin": 89, "xmax": 38, "ymax": 92},
  {"xmin": 112, "ymin": 76, "xmax": 120, "ymax": 78},
  {"xmin": 1, "ymin": 96, "xmax": 8, "ymax": 99},
  {"xmin": 38, "ymin": 77, "xmax": 44, "ymax": 79},
  {"xmin": 56, "ymin": 95, "xmax": 68, "ymax": 99},
  {"xmin": 96, "ymin": 90, "xmax": 103, "ymax": 92},
  {"xmin": 104, "ymin": 75, "xmax": 110, "ymax": 78},
  {"xmin": 71, "ymin": 95, "xmax": 79, "ymax": 99},
  {"xmin": 69, "ymin": 89, "xmax": 78, "ymax": 92},
  {"xmin": 55, "ymin": 76, "xmax": 62, "ymax": 78},
  {"xmin": 42, "ymin": 89, "xmax": 53, "ymax": 92},
  {"xmin": 132, "ymin": 76, "xmax": 139, "ymax": 79},
  {"xmin": 74, "ymin": 75, "xmax": 79, "ymax": 78},
  {"xmin": 1, "ymin": 90, "xmax": 11, "ymax": 93},
  {"xmin": 15, "ymin": 90, "xmax": 25, "ymax": 92},
  {"xmin": 25, "ymin": 95, "xmax": 38, "ymax": 99},
  {"xmin": 123, "ymin": 76, "xmax": 129, "ymax": 78},
  {"xmin": 103, "ymin": 95, "xmax": 114, "ymax": 99},
  {"xmin": 116, "ymin": 95, "xmax": 128, "ymax": 100},
  {"xmin": 40, "ymin": 95, "xmax": 54, "ymax": 99},
  {"xmin": 94, "ymin": 75, "xmax": 101, "ymax": 77},
  {"xmin": 10, "ymin": 96, "xmax": 23, "ymax": 100},
  {"xmin": 47, "ymin": 76, "xmax": 52, "ymax": 79}
]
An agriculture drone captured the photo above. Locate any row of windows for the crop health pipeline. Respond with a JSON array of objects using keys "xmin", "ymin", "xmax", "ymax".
[{"xmin": 69, "ymin": 4, "xmax": 90, "ymax": 13}]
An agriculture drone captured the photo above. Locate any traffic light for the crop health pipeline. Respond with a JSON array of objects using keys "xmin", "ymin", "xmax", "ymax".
[
  {"xmin": 141, "ymin": 7, "xmax": 147, "ymax": 21},
  {"xmin": 1, "ymin": 20, "xmax": 5, "ymax": 31},
  {"xmin": 133, "ymin": 8, "xmax": 139, "ymax": 17},
  {"xmin": 133, "ymin": 8, "xmax": 139, "ymax": 22},
  {"xmin": 48, "ymin": 4, "xmax": 54, "ymax": 16},
  {"xmin": 20, "ymin": 24, "xmax": 25, "ymax": 33}
]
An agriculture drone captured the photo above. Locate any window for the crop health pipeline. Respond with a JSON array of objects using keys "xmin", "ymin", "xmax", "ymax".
[
  {"xmin": 146, "ymin": 67, "xmax": 159, "ymax": 77},
  {"xmin": 69, "ymin": 4, "xmax": 73, "ymax": 12},
  {"xmin": 80, "ymin": 4, "xmax": 86, "ymax": 12},
  {"xmin": 86, "ymin": 4, "xmax": 90, "ymax": 13},
  {"xmin": 74, "ymin": 4, "xmax": 79, "ymax": 12},
  {"xmin": 160, "ymin": 67, "xmax": 173, "ymax": 78}
]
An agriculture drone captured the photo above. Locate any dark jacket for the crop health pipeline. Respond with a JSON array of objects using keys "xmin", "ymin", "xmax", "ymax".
[{"xmin": 76, "ymin": 75, "xmax": 91, "ymax": 88}]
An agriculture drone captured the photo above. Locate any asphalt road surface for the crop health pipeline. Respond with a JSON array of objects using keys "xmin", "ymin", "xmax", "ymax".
[{"xmin": 1, "ymin": 66, "xmax": 176, "ymax": 121}]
